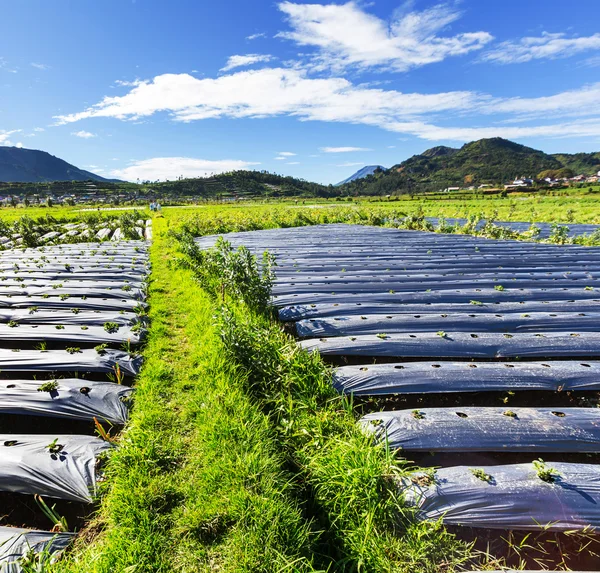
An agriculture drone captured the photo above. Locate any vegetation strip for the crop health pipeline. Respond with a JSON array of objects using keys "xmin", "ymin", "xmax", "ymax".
[{"xmin": 55, "ymin": 216, "xmax": 318, "ymax": 573}]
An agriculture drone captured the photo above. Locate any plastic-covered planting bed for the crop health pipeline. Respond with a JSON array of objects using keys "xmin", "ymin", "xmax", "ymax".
[
  {"xmin": 0, "ymin": 323, "xmax": 144, "ymax": 346},
  {"xmin": 273, "ymin": 287, "xmax": 600, "ymax": 308},
  {"xmin": 301, "ymin": 331, "xmax": 600, "ymax": 359},
  {"xmin": 0, "ymin": 296, "xmax": 146, "ymax": 312},
  {"xmin": 279, "ymin": 299, "xmax": 600, "ymax": 321},
  {"xmin": 0, "ymin": 379, "xmax": 132, "ymax": 424},
  {"xmin": 0, "ymin": 279, "xmax": 144, "ymax": 290},
  {"xmin": 333, "ymin": 361, "xmax": 600, "ymax": 395},
  {"xmin": 0, "ymin": 309, "xmax": 141, "ymax": 326},
  {"xmin": 401, "ymin": 462, "xmax": 600, "ymax": 531},
  {"xmin": 296, "ymin": 312, "xmax": 600, "ymax": 337},
  {"xmin": 0, "ymin": 527, "xmax": 73, "ymax": 572},
  {"xmin": 273, "ymin": 278, "xmax": 600, "ymax": 296},
  {"xmin": 274, "ymin": 270, "xmax": 600, "ymax": 282},
  {"xmin": 360, "ymin": 407, "xmax": 600, "ymax": 452},
  {"xmin": 0, "ymin": 348, "xmax": 141, "ymax": 376},
  {"xmin": 0, "ymin": 434, "xmax": 110, "ymax": 502},
  {"xmin": 0, "ymin": 286, "xmax": 145, "ymax": 301}
]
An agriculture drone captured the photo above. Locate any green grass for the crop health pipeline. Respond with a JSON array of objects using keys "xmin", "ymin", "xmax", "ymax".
[{"xmin": 55, "ymin": 217, "xmax": 319, "ymax": 572}]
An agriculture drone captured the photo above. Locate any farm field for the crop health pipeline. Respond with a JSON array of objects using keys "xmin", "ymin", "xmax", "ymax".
[{"xmin": 1, "ymin": 195, "xmax": 600, "ymax": 571}]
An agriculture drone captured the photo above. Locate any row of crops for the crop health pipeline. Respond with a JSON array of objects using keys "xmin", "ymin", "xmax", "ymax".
[
  {"xmin": 0, "ymin": 239, "xmax": 148, "ymax": 570},
  {"xmin": 0, "ymin": 213, "xmax": 152, "ymax": 250},
  {"xmin": 197, "ymin": 223, "xmax": 600, "ymax": 570}
]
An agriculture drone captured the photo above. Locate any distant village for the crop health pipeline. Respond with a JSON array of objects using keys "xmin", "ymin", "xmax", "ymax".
[
  {"xmin": 0, "ymin": 181, "xmax": 153, "ymax": 207},
  {"xmin": 444, "ymin": 171, "xmax": 600, "ymax": 193}
]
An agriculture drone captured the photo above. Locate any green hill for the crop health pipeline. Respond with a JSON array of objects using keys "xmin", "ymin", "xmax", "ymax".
[
  {"xmin": 152, "ymin": 170, "xmax": 328, "ymax": 199},
  {"xmin": 339, "ymin": 138, "xmax": 599, "ymax": 196}
]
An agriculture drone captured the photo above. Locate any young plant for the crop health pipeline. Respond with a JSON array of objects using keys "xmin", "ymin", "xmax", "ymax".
[
  {"xmin": 65, "ymin": 347, "xmax": 81, "ymax": 354},
  {"xmin": 95, "ymin": 343, "xmax": 109, "ymax": 355},
  {"xmin": 533, "ymin": 458, "xmax": 560, "ymax": 483},
  {"xmin": 37, "ymin": 380, "xmax": 59, "ymax": 393},
  {"xmin": 104, "ymin": 321, "xmax": 120, "ymax": 333},
  {"xmin": 470, "ymin": 468, "xmax": 493, "ymax": 483},
  {"xmin": 45, "ymin": 438, "xmax": 64, "ymax": 455}
]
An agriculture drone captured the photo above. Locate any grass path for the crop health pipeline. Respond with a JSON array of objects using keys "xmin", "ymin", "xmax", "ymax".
[{"xmin": 56, "ymin": 216, "xmax": 319, "ymax": 572}]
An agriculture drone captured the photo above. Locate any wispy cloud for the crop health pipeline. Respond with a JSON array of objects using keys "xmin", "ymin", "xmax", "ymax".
[
  {"xmin": 72, "ymin": 130, "xmax": 96, "ymax": 138},
  {"xmin": 336, "ymin": 161, "xmax": 364, "ymax": 167},
  {"xmin": 220, "ymin": 54, "xmax": 274, "ymax": 72},
  {"xmin": 247, "ymin": 32, "xmax": 267, "ymax": 40},
  {"xmin": 277, "ymin": 151, "xmax": 296, "ymax": 156},
  {"xmin": 286, "ymin": 161, "xmax": 300, "ymax": 165},
  {"xmin": 276, "ymin": 1, "xmax": 493, "ymax": 73},
  {"xmin": 0, "ymin": 57, "xmax": 17, "ymax": 73},
  {"xmin": 482, "ymin": 32, "xmax": 600, "ymax": 64},
  {"xmin": 320, "ymin": 146, "xmax": 371, "ymax": 153},
  {"xmin": 31, "ymin": 62, "xmax": 50, "ymax": 70},
  {"xmin": 111, "ymin": 157, "xmax": 260, "ymax": 181}
]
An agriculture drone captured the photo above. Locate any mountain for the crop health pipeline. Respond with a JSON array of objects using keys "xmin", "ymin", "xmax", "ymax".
[
  {"xmin": 336, "ymin": 165, "xmax": 386, "ymax": 186},
  {"xmin": 339, "ymin": 138, "xmax": 600, "ymax": 196},
  {"xmin": 0, "ymin": 146, "xmax": 117, "ymax": 183}
]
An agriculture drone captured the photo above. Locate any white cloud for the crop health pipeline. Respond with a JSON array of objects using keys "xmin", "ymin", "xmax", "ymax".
[
  {"xmin": 286, "ymin": 161, "xmax": 300, "ymax": 164},
  {"xmin": 220, "ymin": 54, "xmax": 274, "ymax": 72},
  {"xmin": 111, "ymin": 157, "xmax": 260, "ymax": 181},
  {"xmin": 277, "ymin": 151, "xmax": 296, "ymax": 156},
  {"xmin": 274, "ymin": 156, "xmax": 286, "ymax": 160},
  {"xmin": 320, "ymin": 146, "xmax": 371, "ymax": 153},
  {"xmin": 31, "ymin": 62, "xmax": 50, "ymax": 70},
  {"xmin": 54, "ymin": 68, "xmax": 480, "ymax": 126},
  {"xmin": 277, "ymin": 1, "xmax": 493, "ymax": 73},
  {"xmin": 247, "ymin": 32, "xmax": 267, "ymax": 40},
  {"xmin": 33, "ymin": 127, "xmax": 45, "ymax": 132},
  {"xmin": 0, "ymin": 130, "xmax": 21, "ymax": 146},
  {"xmin": 336, "ymin": 161, "xmax": 364, "ymax": 167},
  {"xmin": 72, "ymin": 130, "xmax": 96, "ymax": 139},
  {"xmin": 482, "ymin": 32, "xmax": 600, "ymax": 64},
  {"xmin": 15, "ymin": 142, "xmax": 23, "ymax": 148},
  {"xmin": 387, "ymin": 145, "xmax": 396, "ymax": 148},
  {"xmin": 54, "ymin": 68, "xmax": 600, "ymax": 143}
]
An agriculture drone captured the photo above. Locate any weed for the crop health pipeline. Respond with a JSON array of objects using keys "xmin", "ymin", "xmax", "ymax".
[{"xmin": 35, "ymin": 495, "xmax": 68, "ymax": 533}]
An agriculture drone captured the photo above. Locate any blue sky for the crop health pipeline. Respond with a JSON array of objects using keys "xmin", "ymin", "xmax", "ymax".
[{"xmin": 1, "ymin": 0, "xmax": 600, "ymax": 184}]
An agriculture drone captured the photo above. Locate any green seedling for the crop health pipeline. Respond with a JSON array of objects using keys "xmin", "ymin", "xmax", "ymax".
[
  {"xmin": 533, "ymin": 458, "xmax": 560, "ymax": 483},
  {"xmin": 46, "ymin": 438, "xmax": 64, "ymax": 455},
  {"xmin": 470, "ymin": 468, "xmax": 493, "ymax": 483},
  {"xmin": 494, "ymin": 285, "xmax": 505, "ymax": 291},
  {"xmin": 376, "ymin": 333, "xmax": 388, "ymax": 339},
  {"xmin": 28, "ymin": 306, "xmax": 38, "ymax": 314},
  {"xmin": 37, "ymin": 380, "xmax": 58, "ymax": 393},
  {"xmin": 470, "ymin": 300, "xmax": 484, "ymax": 305},
  {"xmin": 437, "ymin": 330, "xmax": 447, "ymax": 338},
  {"xmin": 503, "ymin": 410, "xmax": 517, "ymax": 418},
  {"xmin": 104, "ymin": 321, "xmax": 120, "ymax": 333},
  {"xmin": 65, "ymin": 347, "xmax": 81, "ymax": 354},
  {"xmin": 7, "ymin": 320, "xmax": 18, "ymax": 328},
  {"xmin": 411, "ymin": 410, "xmax": 425, "ymax": 419},
  {"xmin": 55, "ymin": 324, "xmax": 65, "ymax": 330},
  {"xmin": 95, "ymin": 343, "xmax": 109, "ymax": 355}
]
